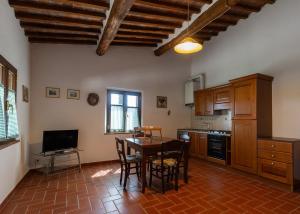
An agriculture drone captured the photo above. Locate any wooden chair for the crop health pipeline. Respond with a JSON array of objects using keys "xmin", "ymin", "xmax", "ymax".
[
  {"xmin": 115, "ymin": 137, "xmax": 141, "ymax": 190},
  {"xmin": 135, "ymin": 126, "xmax": 162, "ymax": 138},
  {"xmin": 149, "ymin": 140, "xmax": 185, "ymax": 193}
]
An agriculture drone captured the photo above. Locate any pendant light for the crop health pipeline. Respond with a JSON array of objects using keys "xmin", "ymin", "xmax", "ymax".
[{"xmin": 174, "ymin": 0, "xmax": 203, "ymax": 54}]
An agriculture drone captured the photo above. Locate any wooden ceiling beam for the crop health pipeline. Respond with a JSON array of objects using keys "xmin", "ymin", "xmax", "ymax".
[
  {"xmin": 113, "ymin": 39, "xmax": 158, "ymax": 45},
  {"xmin": 122, "ymin": 20, "xmax": 175, "ymax": 31},
  {"xmin": 114, "ymin": 37, "xmax": 161, "ymax": 44},
  {"xmin": 154, "ymin": 0, "xmax": 273, "ymax": 56},
  {"xmin": 20, "ymin": 22, "xmax": 101, "ymax": 33},
  {"xmin": 111, "ymin": 41, "xmax": 157, "ymax": 47},
  {"xmin": 154, "ymin": 0, "xmax": 211, "ymax": 10},
  {"xmin": 117, "ymin": 32, "xmax": 167, "ymax": 39},
  {"xmin": 28, "ymin": 34, "xmax": 98, "ymax": 41},
  {"xmin": 8, "ymin": 0, "xmax": 108, "ymax": 16},
  {"xmin": 24, "ymin": 26, "xmax": 99, "ymax": 36},
  {"xmin": 132, "ymin": 0, "xmax": 189, "ymax": 17},
  {"xmin": 29, "ymin": 37, "xmax": 97, "ymax": 45},
  {"xmin": 127, "ymin": 11, "xmax": 184, "ymax": 25},
  {"xmin": 25, "ymin": 31, "xmax": 99, "ymax": 39},
  {"xmin": 15, "ymin": 12, "xmax": 102, "ymax": 26},
  {"xmin": 115, "ymin": 35, "xmax": 162, "ymax": 43},
  {"xmin": 12, "ymin": 5, "xmax": 105, "ymax": 23},
  {"xmin": 96, "ymin": 0, "xmax": 135, "ymax": 56},
  {"xmin": 118, "ymin": 27, "xmax": 171, "ymax": 36},
  {"xmin": 154, "ymin": 0, "xmax": 232, "ymax": 56}
]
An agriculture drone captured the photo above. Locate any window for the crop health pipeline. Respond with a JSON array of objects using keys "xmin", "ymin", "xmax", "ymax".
[
  {"xmin": 106, "ymin": 89, "xmax": 141, "ymax": 133},
  {"xmin": 0, "ymin": 55, "xmax": 19, "ymax": 143}
]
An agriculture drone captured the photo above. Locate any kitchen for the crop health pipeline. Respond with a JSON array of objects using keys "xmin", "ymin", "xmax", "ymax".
[{"xmin": 179, "ymin": 73, "xmax": 300, "ymax": 192}]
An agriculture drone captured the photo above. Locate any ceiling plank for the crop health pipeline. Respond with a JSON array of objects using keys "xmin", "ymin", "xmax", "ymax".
[
  {"xmin": 96, "ymin": 0, "xmax": 135, "ymax": 56},
  {"xmin": 12, "ymin": 5, "xmax": 105, "ymax": 23},
  {"xmin": 114, "ymin": 37, "xmax": 161, "ymax": 44},
  {"xmin": 15, "ymin": 12, "xmax": 102, "ymax": 26},
  {"xmin": 8, "ymin": 0, "xmax": 108, "ymax": 15},
  {"xmin": 25, "ymin": 31, "xmax": 99, "ymax": 39},
  {"xmin": 133, "ymin": 0, "xmax": 189, "ymax": 17},
  {"xmin": 117, "ymin": 33, "xmax": 167, "ymax": 40},
  {"xmin": 29, "ymin": 37, "xmax": 97, "ymax": 45},
  {"xmin": 154, "ymin": 0, "xmax": 232, "ymax": 56},
  {"xmin": 20, "ymin": 21, "xmax": 101, "ymax": 33},
  {"xmin": 127, "ymin": 11, "xmax": 184, "ymax": 24},
  {"xmin": 113, "ymin": 39, "xmax": 158, "ymax": 45},
  {"xmin": 111, "ymin": 41, "xmax": 157, "ymax": 47},
  {"xmin": 118, "ymin": 27, "xmax": 171, "ymax": 36},
  {"xmin": 24, "ymin": 26, "xmax": 99, "ymax": 36},
  {"xmin": 122, "ymin": 20, "xmax": 175, "ymax": 31},
  {"xmin": 28, "ymin": 34, "xmax": 98, "ymax": 41}
]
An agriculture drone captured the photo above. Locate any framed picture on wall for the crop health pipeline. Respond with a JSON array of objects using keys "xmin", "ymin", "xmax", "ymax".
[
  {"xmin": 46, "ymin": 87, "xmax": 60, "ymax": 98},
  {"xmin": 67, "ymin": 89, "xmax": 80, "ymax": 100},
  {"xmin": 22, "ymin": 85, "xmax": 29, "ymax": 103},
  {"xmin": 157, "ymin": 96, "xmax": 167, "ymax": 108}
]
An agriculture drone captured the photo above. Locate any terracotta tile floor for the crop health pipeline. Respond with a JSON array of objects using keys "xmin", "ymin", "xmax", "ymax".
[{"xmin": 1, "ymin": 159, "xmax": 300, "ymax": 214}]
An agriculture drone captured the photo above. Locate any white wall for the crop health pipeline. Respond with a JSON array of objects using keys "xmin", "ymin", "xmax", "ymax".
[
  {"xmin": 30, "ymin": 45, "xmax": 191, "ymax": 164},
  {"xmin": 191, "ymin": 0, "xmax": 300, "ymax": 138},
  {"xmin": 0, "ymin": 1, "xmax": 30, "ymax": 204}
]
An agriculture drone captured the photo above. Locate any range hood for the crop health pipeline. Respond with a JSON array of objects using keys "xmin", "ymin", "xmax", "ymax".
[{"xmin": 185, "ymin": 74, "xmax": 205, "ymax": 106}]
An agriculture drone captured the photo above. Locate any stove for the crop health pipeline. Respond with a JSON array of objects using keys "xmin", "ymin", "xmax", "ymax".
[
  {"xmin": 207, "ymin": 130, "xmax": 231, "ymax": 161},
  {"xmin": 208, "ymin": 130, "xmax": 231, "ymax": 136}
]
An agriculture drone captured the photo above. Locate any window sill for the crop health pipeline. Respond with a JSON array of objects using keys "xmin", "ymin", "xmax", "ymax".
[
  {"xmin": 0, "ymin": 139, "xmax": 20, "ymax": 151},
  {"xmin": 104, "ymin": 132, "xmax": 133, "ymax": 135}
]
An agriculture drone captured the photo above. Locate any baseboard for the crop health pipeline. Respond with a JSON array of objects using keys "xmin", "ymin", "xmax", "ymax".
[
  {"xmin": 82, "ymin": 159, "xmax": 119, "ymax": 166},
  {"xmin": 0, "ymin": 169, "xmax": 32, "ymax": 212}
]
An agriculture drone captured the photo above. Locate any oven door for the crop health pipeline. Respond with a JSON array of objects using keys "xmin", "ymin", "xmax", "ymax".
[{"xmin": 207, "ymin": 134, "xmax": 226, "ymax": 160}]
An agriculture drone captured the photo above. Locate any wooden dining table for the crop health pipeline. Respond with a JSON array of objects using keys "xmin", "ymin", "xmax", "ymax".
[{"xmin": 125, "ymin": 136, "xmax": 191, "ymax": 193}]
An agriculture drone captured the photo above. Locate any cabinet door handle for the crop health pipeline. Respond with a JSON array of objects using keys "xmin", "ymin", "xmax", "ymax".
[
  {"xmin": 271, "ymin": 144, "xmax": 275, "ymax": 148},
  {"xmin": 271, "ymin": 154, "xmax": 275, "ymax": 158},
  {"xmin": 271, "ymin": 162, "xmax": 275, "ymax": 165}
]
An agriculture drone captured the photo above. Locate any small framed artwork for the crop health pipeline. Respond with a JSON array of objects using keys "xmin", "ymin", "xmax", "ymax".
[
  {"xmin": 67, "ymin": 89, "xmax": 80, "ymax": 100},
  {"xmin": 157, "ymin": 96, "xmax": 167, "ymax": 108},
  {"xmin": 46, "ymin": 87, "xmax": 60, "ymax": 98},
  {"xmin": 22, "ymin": 85, "xmax": 29, "ymax": 103}
]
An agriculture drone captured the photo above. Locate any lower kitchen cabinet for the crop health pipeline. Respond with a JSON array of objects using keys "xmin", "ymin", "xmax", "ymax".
[
  {"xmin": 231, "ymin": 120, "xmax": 257, "ymax": 174},
  {"xmin": 258, "ymin": 138, "xmax": 300, "ymax": 191},
  {"xmin": 189, "ymin": 132, "xmax": 207, "ymax": 159}
]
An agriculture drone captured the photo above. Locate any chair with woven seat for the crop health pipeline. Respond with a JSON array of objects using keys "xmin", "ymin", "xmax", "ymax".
[
  {"xmin": 149, "ymin": 140, "xmax": 185, "ymax": 193},
  {"xmin": 115, "ymin": 137, "xmax": 141, "ymax": 190}
]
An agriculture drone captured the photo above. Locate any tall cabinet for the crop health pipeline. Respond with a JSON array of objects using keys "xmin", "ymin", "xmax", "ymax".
[{"xmin": 230, "ymin": 74, "xmax": 273, "ymax": 174}]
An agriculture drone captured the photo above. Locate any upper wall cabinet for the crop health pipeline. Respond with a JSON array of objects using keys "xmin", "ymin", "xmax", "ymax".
[
  {"xmin": 194, "ymin": 89, "xmax": 213, "ymax": 116},
  {"xmin": 213, "ymin": 85, "xmax": 233, "ymax": 110},
  {"xmin": 231, "ymin": 79, "xmax": 257, "ymax": 119}
]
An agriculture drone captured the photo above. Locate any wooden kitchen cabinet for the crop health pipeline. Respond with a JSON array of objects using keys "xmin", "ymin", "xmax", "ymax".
[
  {"xmin": 230, "ymin": 74, "xmax": 273, "ymax": 174},
  {"xmin": 194, "ymin": 89, "xmax": 213, "ymax": 116},
  {"xmin": 194, "ymin": 90, "xmax": 205, "ymax": 116},
  {"xmin": 232, "ymin": 120, "xmax": 257, "ymax": 174},
  {"xmin": 232, "ymin": 79, "xmax": 256, "ymax": 119},
  {"xmin": 189, "ymin": 132, "xmax": 207, "ymax": 159},
  {"xmin": 213, "ymin": 85, "xmax": 233, "ymax": 110},
  {"xmin": 257, "ymin": 138, "xmax": 300, "ymax": 191}
]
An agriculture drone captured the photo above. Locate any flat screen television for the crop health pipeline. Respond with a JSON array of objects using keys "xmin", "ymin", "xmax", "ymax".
[{"xmin": 42, "ymin": 130, "xmax": 78, "ymax": 153}]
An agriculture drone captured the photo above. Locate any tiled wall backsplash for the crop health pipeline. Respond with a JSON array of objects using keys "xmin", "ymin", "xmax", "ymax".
[{"xmin": 191, "ymin": 109, "xmax": 232, "ymax": 131}]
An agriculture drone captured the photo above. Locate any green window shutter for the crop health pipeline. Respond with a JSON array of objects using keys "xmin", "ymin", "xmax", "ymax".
[
  {"xmin": 0, "ymin": 84, "xmax": 6, "ymax": 139},
  {"xmin": 7, "ymin": 90, "xmax": 19, "ymax": 138}
]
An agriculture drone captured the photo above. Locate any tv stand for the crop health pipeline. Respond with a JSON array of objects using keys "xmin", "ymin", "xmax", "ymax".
[{"xmin": 42, "ymin": 149, "xmax": 81, "ymax": 174}]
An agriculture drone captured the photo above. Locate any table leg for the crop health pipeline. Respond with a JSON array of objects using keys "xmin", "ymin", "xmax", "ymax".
[
  {"xmin": 141, "ymin": 153, "xmax": 147, "ymax": 193},
  {"xmin": 184, "ymin": 147, "xmax": 189, "ymax": 184}
]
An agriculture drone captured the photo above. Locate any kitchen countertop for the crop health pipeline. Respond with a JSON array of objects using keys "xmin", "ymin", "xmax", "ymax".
[
  {"xmin": 258, "ymin": 137, "xmax": 300, "ymax": 144},
  {"xmin": 177, "ymin": 129, "xmax": 232, "ymax": 136}
]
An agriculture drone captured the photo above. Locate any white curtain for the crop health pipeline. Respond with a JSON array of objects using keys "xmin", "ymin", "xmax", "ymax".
[
  {"xmin": 7, "ymin": 89, "xmax": 19, "ymax": 138},
  {"xmin": 110, "ymin": 106, "xmax": 124, "ymax": 131},
  {"xmin": 0, "ymin": 84, "xmax": 6, "ymax": 139},
  {"xmin": 126, "ymin": 108, "xmax": 139, "ymax": 131}
]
